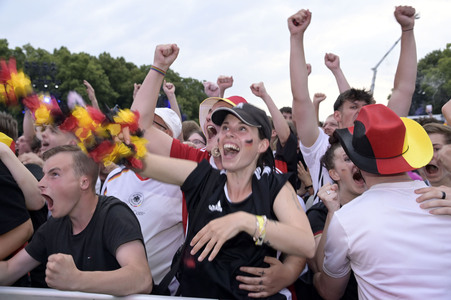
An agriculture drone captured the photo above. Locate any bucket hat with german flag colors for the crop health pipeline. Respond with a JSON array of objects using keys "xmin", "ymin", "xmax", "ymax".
[
  {"xmin": 199, "ymin": 96, "xmax": 247, "ymax": 137},
  {"xmin": 334, "ymin": 104, "xmax": 433, "ymax": 175}
]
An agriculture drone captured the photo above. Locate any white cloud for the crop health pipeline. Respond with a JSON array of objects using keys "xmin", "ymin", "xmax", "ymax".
[{"xmin": 1, "ymin": 0, "xmax": 449, "ymax": 120}]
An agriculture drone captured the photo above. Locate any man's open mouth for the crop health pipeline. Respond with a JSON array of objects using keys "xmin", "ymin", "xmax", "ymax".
[
  {"xmin": 353, "ymin": 170, "xmax": 365, "ymax": 184},
  {"xmin": 207, "ymin": 125, "xmax": 217, "ymax": 139},
  {"xmin": 425, "ymin": 164, "xmax": 439, "ymax": 175}
]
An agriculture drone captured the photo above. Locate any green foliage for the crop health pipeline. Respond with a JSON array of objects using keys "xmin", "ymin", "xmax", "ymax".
[
  {"xmin": 411, "ymin": 43, "xmax": 451, "ymax": 115},
  {"xmin": 164, "ymin": 69, "xmax": 205, "ymax": 123},
  {"xmin": 0, "ymin": 39, "xmax": 207, "ymax": 134}
]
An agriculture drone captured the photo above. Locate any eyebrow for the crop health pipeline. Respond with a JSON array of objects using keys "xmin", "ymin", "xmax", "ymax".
[{"xmin": 46, "ymin": 167, "xmax": 61, "ymax": 174}]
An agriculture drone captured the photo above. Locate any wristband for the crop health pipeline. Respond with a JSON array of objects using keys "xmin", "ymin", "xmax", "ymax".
[
  {"xmin": 150, "ymin": 65, "xmax": 166, "ymax": 76},
  {"xmin": 402, "ymin": 28, "xmax": 413, "ymax": 32},
  {"xmin": 253, "ymin": 215, "xmax": 267, "ymax": 246}
]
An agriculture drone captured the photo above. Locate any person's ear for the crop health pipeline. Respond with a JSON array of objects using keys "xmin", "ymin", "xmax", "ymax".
[
  {"xmin": 80, "ymin": 175, "xmax": 90, "ymax": 190},
  {"xmin": 258, "ymin": 139, "xmax": 270, "ymax": 154},
  {"xmin": 333, "ymin": 110, "xmax": 341, "ymax": 124},
  {"xmin": 329, "ymin": 168, "xmax": 340, "ymax": 181},
  {"xmin": 271, "ymin": 129, "xmax": 277, "ymax": 138}
]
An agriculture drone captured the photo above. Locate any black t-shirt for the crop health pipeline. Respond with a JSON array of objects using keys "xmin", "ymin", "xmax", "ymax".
[
  {"xmin": 275, "ymin": 131, "xmax": 299, "ymax": 190},
  {"xmin": 180, "ymin": 160, "xmax": 289, "ymax": 299},
  {"xmin": 0, "ymin": 161, "xmax": 30, "ymax": 236},
  {"xmin": 25, "ymin": 196, "xmax": 143, "ymax": 272},
  {"xmin": 307, "ymin": 201, "xmax": 328, "ymax": 236}
]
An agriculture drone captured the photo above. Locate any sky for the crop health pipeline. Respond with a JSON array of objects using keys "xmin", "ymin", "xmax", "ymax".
[{"xmin": 1, "ymin": 0, "xmax": 450, "ymax": 121}]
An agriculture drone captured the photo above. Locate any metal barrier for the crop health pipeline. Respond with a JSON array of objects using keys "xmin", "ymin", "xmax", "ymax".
[{"xmin": 0, "ymin": 286, "xmax": 209, "ymax": 300}]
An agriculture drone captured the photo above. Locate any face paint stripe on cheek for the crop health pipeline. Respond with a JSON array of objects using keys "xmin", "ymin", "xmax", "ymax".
[{"xmin": 245, "ymin": 139, "xmax": 253, "ymax": 145}]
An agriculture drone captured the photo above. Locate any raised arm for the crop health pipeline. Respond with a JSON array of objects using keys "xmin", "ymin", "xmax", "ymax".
[
  {"xmin": 289, "ymin": 9, "xmax": 319, "ymax": 148},
  {"xmin": 130, "ymin": 44, "xmax": 179, "ymax": 157},
  {"xmin": 387, "ymin": 5, "xmax": 417, "ymax": 117},
  {"xmin": 83, "ymin": 80, "xmax": 100, "ymax": 110},
  {"xmin": 203, "ymin": 81, "xmax": 220, "ymax": 97},
  {"xmin": 442, "ymin": 98, "xmax": 451, "ymax": 125},
  {"xmin": 251, "ymin": 82, "xmax": 290, "ymax": 146},
  {"xmin": 0, "ymin": 142, "xmax": 45, "ymax": 210},
  {"xmin": 22, "ymin": 109, "xmax": 36, "ymax": 143},
  {"xmin": 313, "ymin": 92, "xmax": 327, "ymax": 124},
  {"xmin": 324, "ymin": 53, "xmax": 351, "ymax": 94},
  {"xmin": 217, "ymin": 75, "xmax": 234, "ymax": 98},
  {"xmin": 131, "ymin": 44, "xmax": 179, "ymax": 130},
  {"xmin": 162, "ymin": 80, "xmax": 182, "ymax": 121}
]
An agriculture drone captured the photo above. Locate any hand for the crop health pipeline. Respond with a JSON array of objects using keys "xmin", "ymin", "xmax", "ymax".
[
  {"xmin": 18, "ymin": 152, "xmax": 44, "ymax": 167},
  {"xmin": 45, "ymin": 253, "xmax": 80, "ymax": 290},
  {"xmin": 237, "ymin": 256, "xmax": 288, "ymax": 298},
  {"xmin": 317, "ymin": 183, "xmax": 340, "ymax": 212},
  {"xmin": 153, "ymin": 44, "xmax": 179, "ymax": 71},
  {"xmin": 190, "ymin": 212, "xmax": 245, "ymax": 262},
  {"xmin": 217, "ymin": 75, "xmax": 234, "ymax": 91},
  {"xmin": 313, "ymin": 93, "xmax": 327, "ymax": 105},
  {"xmin": 83, "ymin": 80, "xmax": 96, "ymax": 101},
  {"xmin": 250, "ymin": 82, "xmax": 268, "ymax": 99},
  {"xmin": 394, "ymin": 6, "xmax": 416, "ymax": 30},
  {"xmin": 324, "ymin": 53, "xmax": 340, "ymax": 71},
  {"xmin": 297, "ymin": 162, "xmax": 312, "ymax": 186},
  {"xmin": 287, "ymin": 9, "xmax": 311, "ymax": 36},
  {"xmin": 203, "ymin": 81, "xmax": 220, "ymax": 97},
  {"xmin": 415, "ymin": 185, "xmax": 451, "ymax": 215},
  {"xmin": 133, "ymin": 83, "xmax": 141, "ymax": 100},
  {"xmin": 113, "ymin": 126, "xmax": 131, "ymax": 145},
  {"xmin": 162, "ymin": 80, "xmax": 175, "ymax": 96}
]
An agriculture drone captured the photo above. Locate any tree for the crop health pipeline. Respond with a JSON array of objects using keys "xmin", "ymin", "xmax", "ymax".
[
  {"xmin": 0, "ymin": 39, "xmax": 208, "ymax": 133},
  {"xmin": 411, "ymin": 43, "xmax": 451, "ymax": 115}
]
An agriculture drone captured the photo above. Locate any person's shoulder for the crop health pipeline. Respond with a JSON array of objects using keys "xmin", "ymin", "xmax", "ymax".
[
  {"xmin": 170, "ymin": 138, "xmax": 210, "ymax": 162},
  {"xmin": 98, "ymin": 195, "xmax": 126, "ymax": 206}
]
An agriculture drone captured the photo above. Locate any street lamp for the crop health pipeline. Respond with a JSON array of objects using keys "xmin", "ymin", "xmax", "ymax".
[
  {"xmin": 369, "ymin": 37, "xmax": 401, "ymax": 94},
  {"xmin": 370, "ymin": 13, "xmax": 420, "ymax": 94}
]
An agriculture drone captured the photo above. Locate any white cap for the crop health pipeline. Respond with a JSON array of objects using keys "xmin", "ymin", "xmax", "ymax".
[{"xmin": 154, "ymin": 108, "xmax": 182, "ymax": 138}]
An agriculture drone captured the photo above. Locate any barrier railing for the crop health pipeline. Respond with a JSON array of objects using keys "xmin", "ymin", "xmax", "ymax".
[{"xmin": 0, "ymin": 286, "xmax": 209, "ymax": 300}]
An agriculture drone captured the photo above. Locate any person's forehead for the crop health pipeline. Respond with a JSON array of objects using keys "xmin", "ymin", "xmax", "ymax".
[
  {"xmin": 333, "ymin": 146, "xmax": 346, "ymax": 159},
  {"xmin": 44, "ymin": 152, "xmax": 73, "ymax": 170},
  {"xmin": 428, "ymin": 133, "xmax": 446, "ymax": 144},
  {"xmin": 189, "ymin": 132, "xmax": 203, "ymax": 140},
  {"xmin": 223, "ymin": 114, "xmax": 242, "ymax": 123},
  {"xmin": 154, "ymin": 114, "xmax": 168, "ymax": 127},
  {"xmin": 344, "ymin": 100, "xmax": 367, "ymax": 107},
  {"xmin": 325, "ymin": 115, "xmax": 336, "ymax": 123}
]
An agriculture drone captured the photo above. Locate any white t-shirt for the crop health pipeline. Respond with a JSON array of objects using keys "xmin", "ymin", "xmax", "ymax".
[
  {"xmin": 102, "ymin": 166, "xmax": 184, "ymax": 289},
  {"xmin": 299, "ymin": 127, "xmax": 333, "ymax": 205},
  {"xmin": 323, "ymin": 180, "xmax": 451, "ymax": 299}
]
